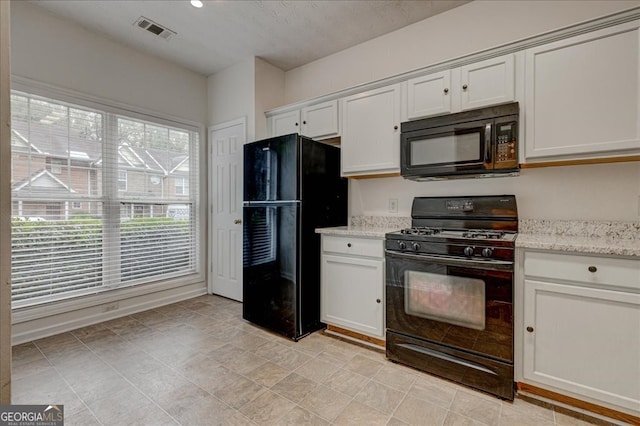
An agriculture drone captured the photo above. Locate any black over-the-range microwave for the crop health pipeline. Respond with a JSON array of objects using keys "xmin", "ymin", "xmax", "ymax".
[{"xmin": 400, "ymin": 102, "xmax": 519, "ymax": 181}]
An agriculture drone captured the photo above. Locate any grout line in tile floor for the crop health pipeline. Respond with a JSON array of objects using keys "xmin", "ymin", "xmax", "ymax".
[{"xmin": 12, "ymin": 295, "xmax": 624, "ymax": 426}]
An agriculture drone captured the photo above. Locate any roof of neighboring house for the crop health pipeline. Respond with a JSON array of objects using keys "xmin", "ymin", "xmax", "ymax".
[
  {"xmin": 12, "ymin": 169, "xmax": 76, "ymax": 194},
  {"xmin": 11, "ymin": 120, "xmax": 189, "ymax": 177}
]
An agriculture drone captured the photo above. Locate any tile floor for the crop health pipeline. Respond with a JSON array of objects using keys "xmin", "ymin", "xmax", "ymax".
[{"xmin": 12, "ymin": 295, "xmax": 618, "ymax": 425}]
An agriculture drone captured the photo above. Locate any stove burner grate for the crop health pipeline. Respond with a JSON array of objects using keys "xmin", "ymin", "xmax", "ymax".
[
  {"xmin": 401, "ymin": 227, "xmax": 441, "ymax": 236},
  {"xmin": 461, "ymin": 230, "xmax": 505, "ymax": 240}
]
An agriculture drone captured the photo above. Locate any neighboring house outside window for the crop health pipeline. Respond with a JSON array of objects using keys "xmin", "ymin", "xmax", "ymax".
[{"xmin": 72, "ymin": 201, "xmax": 81, "ymax": 209}]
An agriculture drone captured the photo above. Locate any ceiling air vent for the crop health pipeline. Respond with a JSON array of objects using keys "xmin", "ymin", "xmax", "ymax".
[{"xmin": 134, "ymin": 16, "xmax": 176, "ymax": 40}]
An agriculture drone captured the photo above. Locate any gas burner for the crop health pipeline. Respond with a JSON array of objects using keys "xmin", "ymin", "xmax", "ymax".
[
  {"xmin": 461, "ymin": 230, "xmax": 505, "ymax": 240},
  {"xmin": 401, "ymin": 227, "xmax": 441, "ymax": 236}
]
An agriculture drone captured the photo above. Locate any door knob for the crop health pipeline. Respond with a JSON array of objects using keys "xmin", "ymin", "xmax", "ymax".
[{"xmin": 234, "ymin": 219, "xmax": 242, "ymax": 224}]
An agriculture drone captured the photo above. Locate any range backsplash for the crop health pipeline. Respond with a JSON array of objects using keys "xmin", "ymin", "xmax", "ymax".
[{"xmin": 350, "ymin": 215, "xmax": 411, "ymax": 229}]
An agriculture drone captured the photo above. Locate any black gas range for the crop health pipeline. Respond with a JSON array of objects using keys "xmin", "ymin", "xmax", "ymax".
[{"xmin": 385, "ymin": 195, "xmax": 518, "ymax": 400}]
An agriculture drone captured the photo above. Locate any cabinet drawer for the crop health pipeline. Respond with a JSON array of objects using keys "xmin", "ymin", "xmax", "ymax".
[
  {"xmin": 322, "ymin": 235, "xmax": 383, "ymax": 258},
  {"xmin": 524, "ymin": 251, "xmax": 640, "ymax": 291}
]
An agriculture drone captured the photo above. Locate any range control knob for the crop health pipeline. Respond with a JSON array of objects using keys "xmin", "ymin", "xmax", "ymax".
[
  {"xmin": 398, "ymin": 241, "xmax": 407, "ymax": 250},
  {"xmin": 412, "ymin": 242, "xmax": 421, "ymax": 251},
  {"xmin": 463, "ymin": 246, "xmax": 474, "ymax": 257},
  {"xmin": 481, "ymin": 248, "xmax": 493, "ymax": 258}
]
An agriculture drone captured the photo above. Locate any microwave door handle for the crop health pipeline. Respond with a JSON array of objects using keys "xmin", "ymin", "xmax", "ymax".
[{"xmin": 484, "ymin": 123, "xmax": 492, "ymax": 164}]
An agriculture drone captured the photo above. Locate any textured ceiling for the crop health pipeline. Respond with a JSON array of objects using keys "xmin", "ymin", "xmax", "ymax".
[{"xmin": 30, "ymin": 0, "xmax": 470, "ymax": 76}]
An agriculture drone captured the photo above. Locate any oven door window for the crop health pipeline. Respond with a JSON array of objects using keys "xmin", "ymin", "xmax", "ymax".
[{"xmin": 405, "ymin": 271, "xmax": 485, "ymax": 330}]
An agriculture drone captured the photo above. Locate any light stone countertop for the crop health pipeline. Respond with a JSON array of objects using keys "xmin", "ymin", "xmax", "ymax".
[
  {"xmin": 315, "ymin": 215, "xmax": 409, "ymax": 238},
  {"xmin": 315, "ymin": 225, "xmax": 400, "ymax": 238},
  {"xmin": 516, "ymin": 219, "xmax": 640, "ymax": 258},
  {"xmin": 317, "ymin": 217, "xmax": 640, "ymax": 257}
]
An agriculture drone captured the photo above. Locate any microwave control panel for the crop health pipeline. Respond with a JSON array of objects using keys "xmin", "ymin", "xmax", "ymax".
[{"xmin": 495, "ymin": 121, "xmax": 518, "ymax": 168}]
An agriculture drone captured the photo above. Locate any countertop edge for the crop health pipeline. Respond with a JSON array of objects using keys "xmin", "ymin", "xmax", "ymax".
[
  {"xmin": 516, "ymin": 234, "xmax": 640, "ymax": 258},
  {"xmin": 315, "ymin": 226, "xmax": 399, "ymax": 238}
]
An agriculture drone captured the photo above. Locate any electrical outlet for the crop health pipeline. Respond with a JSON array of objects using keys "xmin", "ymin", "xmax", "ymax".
[
  {"xmin": 388, "ymin": 198, "xmax": 398, "ymax": 213},
  {"xmin": 104, "ymin": 302, "xmax": 119, "ymax": 312}
]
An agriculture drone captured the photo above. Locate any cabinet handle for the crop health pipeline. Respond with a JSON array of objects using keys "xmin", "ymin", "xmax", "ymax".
[
  {"xmin": 526, "ymin": 326, "xmax": 534, "ymax": 333},
  {"xmin": 443, "ymin": 88, "xmax": 449, "ymax": 94},
  {"xmin": 234, "ymin": 219, "xmax": 242, "ymax": 224},
  {"xmin": 295, "ymin": 122, "xmax": 299, "ymax": 126},
  {"xmin": 394, "ymin": 125, "xmax": 398, "ymax": 130},
  {"xmin": 347, "ymin": 243, "xmax": 352, "ymax": 248},
  {"xmin": 588, "ymin": 266, "xmax": 597, "ymax": 273},
  {"xmin": 462, "ymin": 84, "xmax": 468, "ymax": 90},
  {"xmin": 376, "ymin": 299, "xmax": 381, "ymax": 304}
]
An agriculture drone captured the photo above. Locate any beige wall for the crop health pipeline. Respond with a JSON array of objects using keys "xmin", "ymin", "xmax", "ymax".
[
  {"xmin": 281, "ymin": 0, "xmax": 640, "ymax": 221},
  {"xmin": 285, "ymin": 0, "xmax": 640, "ymax": 103},
  {"xmin": 208, "ymin": 58, "xmax": 255, "ymax": 138},
  {"xmin": 254, "ymin": 58, "xmax": 285, "ymax": 141},
  {"xmin": 10, "ymin": 1, "xmax": 208, "ymax": 125},
  {"xmin": 208, "ymin": 57, "xmax": 284, "ymax": 142}
]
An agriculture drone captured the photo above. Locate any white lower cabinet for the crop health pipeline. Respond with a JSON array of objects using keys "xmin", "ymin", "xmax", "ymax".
[
  {"xmin": 320, "ymin": 235, "xmax": 384, "ymax": 339},
  {"xmin": 520, "ymin": 250, "xmax": 640, "ymax": 414}
]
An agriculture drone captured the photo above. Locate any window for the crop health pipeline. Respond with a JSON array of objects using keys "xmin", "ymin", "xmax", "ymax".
[
  {"xmin": 175, "ymin": 177, "xmax": 188, "ymax": 195},
  {"xmin": 10, "ymin": 90, "xmax": 200, "ymax": 307},
  {"xmin": 118, "ymin": 170, "xmax": 127, "ymax": 191}
]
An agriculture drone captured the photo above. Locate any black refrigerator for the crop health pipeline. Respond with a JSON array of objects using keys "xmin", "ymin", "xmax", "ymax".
[{"xmin": 243, "ymin": 133, "xmax": 348, "ymax": 340}]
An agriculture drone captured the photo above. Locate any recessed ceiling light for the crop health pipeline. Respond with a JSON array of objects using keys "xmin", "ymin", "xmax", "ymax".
[{"xmin": 190, "ymin": 0, "xmax": 204, "ymax": 8}]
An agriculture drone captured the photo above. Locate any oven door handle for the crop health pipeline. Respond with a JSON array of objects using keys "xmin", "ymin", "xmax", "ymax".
[{"xmin": 385, "ymin": 250, "xmax": 513, "ymax": 271}]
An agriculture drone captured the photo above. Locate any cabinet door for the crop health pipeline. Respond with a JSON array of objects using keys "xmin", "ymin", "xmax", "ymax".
[
  {"xmin": 269, "ymin": 110, "xmax": 300, "ymax": 137},
  {"xmin": 341, "ymin": 84, "xmax": 402, "ymax": 176},
  {"xmin": 406, "ymin": 70, "xmax": 452, "ymax": 119},
  {"xmin": 321, "ymin": 254, "xmax": 384, "ymax": 338},
  {"xmin": 525, "ymin": 22, "xmax": 640, "ymax": 160},
  {"xmin": 301, "ymin": 100, "xmax": 339, "ymax": 139},
  {"xmin": 460, "ymin": 54, "xmax": 515, "ymax": 111},
  {"xmin": 523, "ymin": 279, "xmax": 640, "ymax": 412}
]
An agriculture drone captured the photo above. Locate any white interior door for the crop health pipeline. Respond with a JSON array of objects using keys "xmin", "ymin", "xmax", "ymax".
[{"xmin": 209, "ymin": 118, "xmax": 246, "ymax": 301}]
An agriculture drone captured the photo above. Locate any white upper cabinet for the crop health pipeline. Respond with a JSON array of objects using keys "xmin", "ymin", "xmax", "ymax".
[
  {"xmin": 407, "ymin": 54, "xmax": 515, "ymax": 120},
  {"xmin": 268, "ymin": 100, "xmax": 339, "ymax": 140},
  {"xmin": 460, "ymin": 54, "xmax": 515, "ymax": 111},
  {"xmin": 268, "ymin": 109, "xmax": 300, "ymax": 137},
  {"xmin": 340, "ymin": 84, "xmax": 402, "ymax": 176},
  {"xmin": 300, "ymin": 100, "xmax": 339, "ymax": 140},
  {"xmin": 524, "ymin": 21, "xmax": 640, "ymax": 161},
  {"xmin": 406, "ymin": 70, "xmax": 452, "ymax": 119}
]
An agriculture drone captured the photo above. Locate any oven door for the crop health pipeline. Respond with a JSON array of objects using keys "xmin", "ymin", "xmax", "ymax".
[
  {"xmin": 400, "ymin": 119, "xmax": 494, "ymax": 178},
  {"xmin": 385, "ymin": 250, "xmax": 513, "ymax": 363}
]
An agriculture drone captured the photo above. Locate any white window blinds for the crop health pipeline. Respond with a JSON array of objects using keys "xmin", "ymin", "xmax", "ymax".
[{"xmin": 10, "ymin": 90, "xmax": 200, "ymax": 307}]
